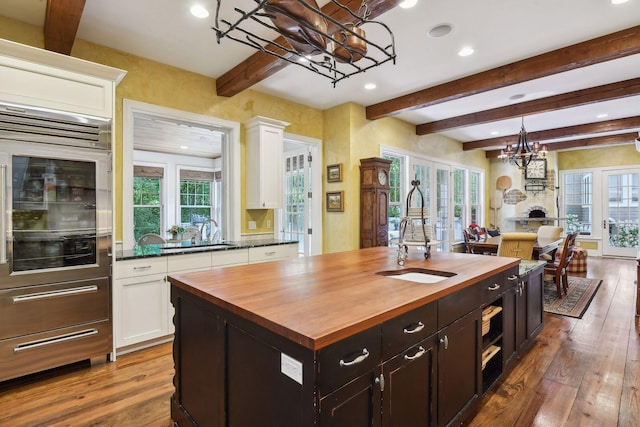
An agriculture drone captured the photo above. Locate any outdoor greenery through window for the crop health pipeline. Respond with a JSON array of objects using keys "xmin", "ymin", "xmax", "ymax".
[
  {"xmin": 385, "ymin": 154, "xmax": 404, "ymax": 243},
  {"xmin": 453, "ymin": 169, "xmax": 466, "ymax": 241},
  {"xmin": 133, "ymin": 176, "xmax": 161, "ymax": 240},
  {"xmin": 180, "ymin": 180, "xmax": 212, "ymax": 228},
  {"xmin": 564, "ymin": 172, "xmax": 592, "ymax": 235}
]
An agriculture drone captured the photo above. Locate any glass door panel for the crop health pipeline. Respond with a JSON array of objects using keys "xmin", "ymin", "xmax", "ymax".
[
  {"xmin": 12, "ymin": 155, "xmax": 97, "ymax": 271},
  {"xmin": 282, "ymin": 150, "xmax": 309, "ymax": 256},
  {"xmin": 603, "ymin": 170, "xmax": 639, "ymax": 257}
]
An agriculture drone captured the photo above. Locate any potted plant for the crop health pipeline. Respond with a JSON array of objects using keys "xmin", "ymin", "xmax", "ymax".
[{"xmin": 167, "ymin": 225, "xmax": 185, "ymax": 240}]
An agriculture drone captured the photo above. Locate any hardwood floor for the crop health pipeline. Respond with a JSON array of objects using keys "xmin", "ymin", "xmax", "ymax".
[{"xmin": 0, "ymin": 256, "xmax": 638, "ymax": 426}]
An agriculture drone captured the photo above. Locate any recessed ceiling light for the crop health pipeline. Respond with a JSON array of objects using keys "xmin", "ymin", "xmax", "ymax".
[
  {"xmin": 491, "ymin": 131, "xmax": 500, "ymax": 136},
  {"xmin": 364, "ymin": 83, "xmax": 377, "ymax": 90},
  {"xmin": 190, "ymin": 5, "xmax": 209, "ymax": 18},
  {"xmin": 596, "ymin": 113, "xmax": 609, "ymax": 118},
  {"xmin": 611, "ymin": 0, "xmax": 629, "ymax": 4},
  {"xmin": 180, "ymin": 145, "xmax": 189, "ymax": 150},
  {"xmin": 399, "ymin": 0, "xmax": 418, "ymax": 8},
  {"xmin": 428, "ymin": 24, "xmax": 452, "ymax": 38},
  {"xmin": 458, "ymin": 46, "xmax": 474, "ymax": 57}
]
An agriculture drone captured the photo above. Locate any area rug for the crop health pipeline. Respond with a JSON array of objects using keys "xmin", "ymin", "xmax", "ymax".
[{"xmin": 543, "ymin": 276, "xmax": 603, "ymax": 319}]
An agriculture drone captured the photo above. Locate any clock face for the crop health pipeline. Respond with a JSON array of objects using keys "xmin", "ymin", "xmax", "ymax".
[
  {"xmin": 525, "ymin": 159, "xmax": 546, "ymax": 179},
  {"xmin": 378, "ymin": 169, "xmax": 388, "ymax": 185}
]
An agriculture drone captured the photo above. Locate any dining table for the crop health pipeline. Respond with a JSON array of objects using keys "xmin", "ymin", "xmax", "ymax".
[{"xmin": 467, "ymin": 235, "xmax": 563, "ymax": 260}]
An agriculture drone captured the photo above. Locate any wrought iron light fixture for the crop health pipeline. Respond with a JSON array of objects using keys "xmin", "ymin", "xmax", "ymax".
[
  {"xmin": 212, "ymin": 0, "xmax": 396, "ymax": 86},
  {"xmin": 498, "ymin": 118, "xmax": 548, "ymax": 170}
]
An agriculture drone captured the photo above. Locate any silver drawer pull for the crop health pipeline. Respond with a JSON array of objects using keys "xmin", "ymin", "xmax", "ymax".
[
  {"xmin": 14, "ymin": 329, "xmax": 98, "ymax": 352},
  {"xmin": 507, "ymin": 275, "xmax": 518, "ymax": 281},
  {"xmin": 404, "ymin": 346, "xmax": 426, "ymax": 361},
  {"xmin": 339, "ymin": 348, "xmax": 369, "ymax": 367},
  {"xmin": 403, "ymin": 321, "xmax": 425, "ymax": 334},
  {"xmin": 12, "ymin": 285, "xmax": 98, "ymax": 303},
  {"xmin": 488, "ymin": 283, "xmax": 500, "ymax": 291},
  {"xmin": 264, "ymin": 251, "xmax": 277, "ymax": 256},
  {"xmin": 133, "ymin": 265, "xmax": 153, "ymax": 271}
]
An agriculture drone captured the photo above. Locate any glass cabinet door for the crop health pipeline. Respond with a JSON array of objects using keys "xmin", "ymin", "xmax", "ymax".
[{"xmin": 12, "ymin": 156, "xmax": 97, "ymax": 272}]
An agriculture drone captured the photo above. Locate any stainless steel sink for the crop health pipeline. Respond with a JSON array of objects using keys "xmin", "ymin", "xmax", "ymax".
[{"xmin": 376, "ymin": 268, "xmax": 456, "ymax": 284}]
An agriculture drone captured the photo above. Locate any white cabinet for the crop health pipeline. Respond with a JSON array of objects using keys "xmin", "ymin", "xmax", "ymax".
[
  {"xmin": 249, "ymin": 244, "xmax": 298, "ymax": 264},
  {"xmin": 245, "ymin": 116, "xmax": 289, "ymax": 209},
  {"xmin": 114, "ymin": 245, "xmax": 296, "ymax": 353},
  {"xmin": 0, "ymin": 39, "xmax": 126, "ymax": 118},
  {"xmin": 113, "ymin": 257, "xmax": 169, "ymax": 351}
]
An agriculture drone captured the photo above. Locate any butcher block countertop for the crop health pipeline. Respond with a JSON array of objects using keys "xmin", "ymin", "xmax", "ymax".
[{"xmin": 168, "ymin": 247, "xmax": 519, "ymax": 350}]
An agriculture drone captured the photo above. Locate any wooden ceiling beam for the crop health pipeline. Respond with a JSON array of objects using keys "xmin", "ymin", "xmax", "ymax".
[
  {"xmin": 415, "ymin": 78, "xmax": 640, "ymax": 135},
  {"xmin": 215, "ymin": 0, "xmax": 401, "ymax": 97},
  {"xmin": 463, "ymin": 116, "xmax": 640, "ymax": 151},
  {"xmin": 366, "ymin": 25, "xmax": 640, "ymax": 120},
  {"xmin": 44, "ymin": 0, "xmax": 86, "ymax": 55},
  {"xmin": 485, "ymin": 132, "xmax": 639, "ymax": 158}
]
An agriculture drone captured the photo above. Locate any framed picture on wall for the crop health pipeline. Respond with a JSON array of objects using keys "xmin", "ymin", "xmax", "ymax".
[
  {"xmin": 326, "ymin": 191, "xmax": 344, "ymax": 212},
  {"xmin": 327, "ymin": 164, "xmax": 343, "ymax": 183}
]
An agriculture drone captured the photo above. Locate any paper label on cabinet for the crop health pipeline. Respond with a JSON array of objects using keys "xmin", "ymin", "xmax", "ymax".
[{"xmin": 281, "ymin": 353, "xmax": 303, "ymax": 385}]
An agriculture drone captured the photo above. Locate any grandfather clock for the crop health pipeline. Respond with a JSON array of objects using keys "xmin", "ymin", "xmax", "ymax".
[{"xmin": 360, "ymin": 157, "xmax": 392, "ymax": 248}]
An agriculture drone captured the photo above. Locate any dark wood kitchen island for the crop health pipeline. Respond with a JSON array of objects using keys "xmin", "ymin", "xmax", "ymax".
[{"xmin": 168, "ymin": 247, "xmax": 543, "ymax": 426}]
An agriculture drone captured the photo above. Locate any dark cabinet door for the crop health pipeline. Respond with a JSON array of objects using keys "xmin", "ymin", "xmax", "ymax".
[
  {"xmin": 526, "ymin": 268, "xmax": 545, "ymax": 339},
  {"xmin": 501, "ymin": 286, "xmax": 518, "ymax": 367},
  {"xmin": 382, "ymin": 335, "xmax": 438, "ymax": 427},
  {"xmin": 437, "ymin": 309, "xmax": 481, "ymax": 426},
  {"xmin": 320, "ymin": 367, "xmax": 382, "ymax": 427}
]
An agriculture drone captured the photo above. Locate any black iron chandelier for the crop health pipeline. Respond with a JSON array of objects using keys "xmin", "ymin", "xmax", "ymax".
[
  {"xmin": 212, "ymin": 0, "xmax": 396, "ymax": 86},
  {"xmin": 498, "ymin": 118, "xmax": 548, "ymax": 170}
]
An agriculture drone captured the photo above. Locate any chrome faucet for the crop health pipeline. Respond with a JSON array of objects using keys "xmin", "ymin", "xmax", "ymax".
[{"xmin": 200, "ymin": 218, "xmax": 220, "ymax": 243}]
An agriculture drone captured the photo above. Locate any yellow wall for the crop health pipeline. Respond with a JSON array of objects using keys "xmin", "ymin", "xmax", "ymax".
[{"xmin": 558, "ymin": 145, "xmax": 640, "ymax": 169}]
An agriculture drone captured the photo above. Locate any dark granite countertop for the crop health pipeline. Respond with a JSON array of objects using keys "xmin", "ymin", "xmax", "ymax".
[{"xmin": 115, "ymin": 239, "xmax": 298, "ymax": 261}]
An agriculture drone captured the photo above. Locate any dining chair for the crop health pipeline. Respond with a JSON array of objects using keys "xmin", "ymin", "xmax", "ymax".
[
  {"xmin": 462, "ymin": 229, "xmax": 474, "ymax": 253},
  {"xmin": 497, "ymin": 232, "xmax": 538, "ymax": 260},
  {"xmin": 182, "ymin": 226, "xmax": 201, "ymax": 242},
  {"xmin": 544, "ymin": 231, "xmax": 579, "ymax": 298},
  {"xmin": 537, "ymin": 225, "xmax": 563, "ymax": 240},
  {"xmin": 137, "ymin": 233, "xmax": 166, "ymax": 245}
]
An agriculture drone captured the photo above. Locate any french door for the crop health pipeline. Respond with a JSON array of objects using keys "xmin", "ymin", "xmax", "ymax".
[
  {"xmin": 411, "ymin": 159, "xmax": 451, "ymax": 251},
  {"xmin": 602, "ymin": 169, "xmax": 639, "ymax": 257}
]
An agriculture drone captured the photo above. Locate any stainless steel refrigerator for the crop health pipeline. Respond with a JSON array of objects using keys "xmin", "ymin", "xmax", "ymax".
[{"xmin": 0, "ymin": 102, "xmax": 113, "ymax": 382}]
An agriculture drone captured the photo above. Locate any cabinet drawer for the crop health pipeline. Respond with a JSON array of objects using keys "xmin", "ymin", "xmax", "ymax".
[
  {"xmin": 479, "ymin": 272, "xmax": 505, "ymax": 305},
  {"xmin": 382, "ymin": 302, "xmax": 437, "ymax": 360},
  {"xmin": 212, "ymin": 248, "xmax": 249, "ymax": 268},
  {"xmin": 248, "ymin": 245, "xmax": 296, "ymax": 263},
  {"xmin": 0, "ymin": 320, "xmax": 111, "ymax": 382},
  {"xmin": 114, "ymin": 257, "xmax": 167, "ymax": 278},
  {"xmin": 0, "ymin": 278, "xmax": 110, "ymax": 340},
  {"xmin": 438, "ymin": 282, "xmax": 483, "ymax": 329},
  {"xmin": 317, "ymin": 326, "xmax": 381, "ymax": 394},
  {"xmin": 168, "ymin": 252, "xmax": 211, "ymax": 273}
]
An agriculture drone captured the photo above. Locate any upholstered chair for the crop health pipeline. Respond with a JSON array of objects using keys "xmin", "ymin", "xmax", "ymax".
[{"xmin": 497, "ymin": 232, "xmax": 538, "ymax": 260}]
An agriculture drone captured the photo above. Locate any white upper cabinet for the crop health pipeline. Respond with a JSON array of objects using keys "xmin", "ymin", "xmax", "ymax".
[
  {"xmin": 0, "ymin": 39, "xmax": 126, "ymax": 118},
  {"xmin": 245, "ymin": 116, "xmax": 289, "ymax": 209}
]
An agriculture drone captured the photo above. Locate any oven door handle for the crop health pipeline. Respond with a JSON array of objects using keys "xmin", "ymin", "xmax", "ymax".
[{"xmin": 0, "ymin": 164, "xmax": 6, "ymax": 264}]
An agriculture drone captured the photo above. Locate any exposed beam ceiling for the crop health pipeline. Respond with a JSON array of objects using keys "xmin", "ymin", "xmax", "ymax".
[
  {"xmin": 485, "ymin": 132, "xmax": 639, "ymax": 158},
  {"xmin": 365, "ymin": 25, "xmax": 640, "ymax": 121},
  {"xmin": 215, "ymin": 0, "xmax": 402, "ymax": 97},
  {"xmin": 416, "ymin": 78, "xmax": 640, "ymax": 135},
  {"xmin": 43, "ymin": 0, "xmax": 85, "ymax": 55},
  {"xmin": 464, "ymin": 116, "xmax": 640, "ymax": 151}
]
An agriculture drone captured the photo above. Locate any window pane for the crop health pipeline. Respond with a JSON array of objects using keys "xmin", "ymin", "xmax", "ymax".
[
  {"xmin": 133, "ymin": 177, "xmax": 161, "ymax": 241},
  {"xmin": 564, "ymin": 172, "xmax": 592, "ymax": 234},
  {"xmin": 180, "ymin": 179, "xmax": 212, "ymax": 228}
]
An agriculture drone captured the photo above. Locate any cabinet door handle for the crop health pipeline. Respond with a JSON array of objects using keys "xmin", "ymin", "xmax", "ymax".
[
  {"xmin": 14, "ymin": 328, "xmax": 98, "ymax": 352},
  {"xmin": 404, "ymin": 346, "xmax": 426, "ymax": 361},
  {"xmin": 375, "ymin": 373, "xmax": 385, "ymax": 392},
  {"xmin": 488, "ymin": 283, "xmax": 500, "ymax": 291},
  {"xmin": 440, "ymin": 335, "xmax": 449, "ymax": 350},
  {"xmin": 519, "ymin": 282, "xmax": 524, "ymax": 296},
  {"xmin": 403, "ymin": 321, "xmax": 425, "ymax": 334},
  {"xmin": 507, "ymin": 274, "xmax": 518, "ymax": 281},
  {"xmin": 339, "ymin": 348, "xmax": 369, "ymax": 367}
]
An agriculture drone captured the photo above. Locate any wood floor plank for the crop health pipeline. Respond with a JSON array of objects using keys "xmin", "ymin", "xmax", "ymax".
[{"xmin": 514, "ymin": 378, "xmax": 578, "ymax": 427}]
